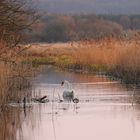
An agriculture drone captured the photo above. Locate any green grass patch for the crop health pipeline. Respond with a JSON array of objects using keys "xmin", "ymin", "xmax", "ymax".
[{"xmin": 32, "ymin": 57, "xmax": 56, "ymax": 67}]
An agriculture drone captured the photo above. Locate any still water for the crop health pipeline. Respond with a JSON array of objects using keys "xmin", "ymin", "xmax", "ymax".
[{"xmin": 1, "ymin": 66, "xmax": 140, "ymax": 140}]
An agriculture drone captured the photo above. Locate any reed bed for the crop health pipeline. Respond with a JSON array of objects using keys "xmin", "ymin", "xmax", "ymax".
[
  {"xmin": 29, "ymin": 37, "xmax": 140, "ymax": 84},
  {"xmin": 0, "ymin": 44, "xmax": 35, "ymax": 110}
]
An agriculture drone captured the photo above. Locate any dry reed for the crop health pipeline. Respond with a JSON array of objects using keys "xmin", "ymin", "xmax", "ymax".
[
  {"xmin": 29, "ymin": 37, "xmax": 140, "ymax": 84},
  {"xmin": 0, "ymin": 44, "xmax": 35, "ymax": 110}
]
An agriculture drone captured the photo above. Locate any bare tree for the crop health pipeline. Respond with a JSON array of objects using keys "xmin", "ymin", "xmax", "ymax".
[
  {"xmin": 0, "ymin": 0, "xmax": 39, "ymax": 64},
  {"xmin": 0, "ymin": 0, "xmax": 38, "ymax": 48}
]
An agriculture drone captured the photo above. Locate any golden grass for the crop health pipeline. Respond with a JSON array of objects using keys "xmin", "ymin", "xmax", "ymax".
[
  {"xmin": 0, "ymin": 44, "xmax": 35, "ymax": 109},
  {"xmin": 29, "ymin": 37, "xmax": 140, "ymax": 84},
  {"xmin": 29, "ymin": 38, "xmax": 140, "ymax": 66},
  {"xmin": 0, "ymin": 44, "xmax": 35, "ymax": 139}
]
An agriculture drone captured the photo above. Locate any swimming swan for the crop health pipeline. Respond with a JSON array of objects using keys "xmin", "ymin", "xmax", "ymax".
[{"xmin": 61, "ymin": 80, "xmax": 74, "ymax": 101}]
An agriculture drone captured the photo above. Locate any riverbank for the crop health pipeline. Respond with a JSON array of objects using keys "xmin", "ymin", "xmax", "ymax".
[{"xmin": 28, "ymin": 37, "xmax": 140, "ymax": 85}]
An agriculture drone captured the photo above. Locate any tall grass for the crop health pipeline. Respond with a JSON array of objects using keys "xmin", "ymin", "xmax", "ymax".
[
  {"xmin": 0, "ymin": 44, "xmax": 35, "ymax": 110},
  {"xmin": 71, "ymin": 39, "xmax": 140, "ymax": 84},
  {"xmin": 29, "ymin": 37, "xmax": 140, "ymax": 84}
]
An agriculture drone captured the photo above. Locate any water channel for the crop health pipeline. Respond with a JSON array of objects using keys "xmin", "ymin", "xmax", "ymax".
[{"xmin": 1, "ymin": 66, "xmax": 140, "ymax": 140}]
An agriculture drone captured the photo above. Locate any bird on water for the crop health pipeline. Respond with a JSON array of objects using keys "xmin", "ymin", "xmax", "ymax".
[{"xmin": 61, "ymin": 80, "xmax": 79, "ymax": 103}]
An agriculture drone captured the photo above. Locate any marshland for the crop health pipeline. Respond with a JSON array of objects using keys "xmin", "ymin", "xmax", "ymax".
[{"xmin": 0, "ymin": 0, "xmax": 140, "ymax": 140}]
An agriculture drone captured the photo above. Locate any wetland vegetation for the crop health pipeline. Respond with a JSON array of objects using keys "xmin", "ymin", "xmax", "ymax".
[
  {"xmin": 29, "ymin": 37, "xmax": 140, "ymax": 86},
  {"xmin": 0, "ymin": 0, "xmax": 140, "ymax": 140},
  {"xmin": 0, "ymin": 0, "xmax": 38, "ymax": 110}
]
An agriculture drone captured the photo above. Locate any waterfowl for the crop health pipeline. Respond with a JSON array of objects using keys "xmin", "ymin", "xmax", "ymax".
[
  {"xmin": 61, "ymin": 80, "xmax": 75, "ymax": 102},
  {"xmin": 32, "ymin": 96, "xmax": 49, "ymax": 103}
]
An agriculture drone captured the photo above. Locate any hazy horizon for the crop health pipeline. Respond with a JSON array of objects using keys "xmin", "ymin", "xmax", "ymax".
[{"xmin": 33, "ymin": 0, "xmax": 140, "ymax": 14}]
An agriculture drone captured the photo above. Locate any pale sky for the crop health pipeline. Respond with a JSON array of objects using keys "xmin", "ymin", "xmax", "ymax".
[{"xmin": 33, "ymin": 0, "xmax": 140, "ymax": 14}]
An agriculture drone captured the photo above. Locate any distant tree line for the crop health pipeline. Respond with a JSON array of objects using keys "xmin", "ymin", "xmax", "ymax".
[
  {"xmin": 99, "ymin": 15, "xmax": 140, "ymax": 30},
  {"xmin": 26, "ymin": 14, "xmax": 140, "ymax": 43}
]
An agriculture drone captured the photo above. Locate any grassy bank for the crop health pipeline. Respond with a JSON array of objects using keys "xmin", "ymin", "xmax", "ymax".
[{"xmin": 29, "ymin": 37, "xmax": 140, "ymax": 85}]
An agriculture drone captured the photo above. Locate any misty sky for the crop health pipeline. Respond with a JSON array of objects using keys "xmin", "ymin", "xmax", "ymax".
[{"xmin": 33, "ymin": 0, "xmax": 140, "ymax": 14}]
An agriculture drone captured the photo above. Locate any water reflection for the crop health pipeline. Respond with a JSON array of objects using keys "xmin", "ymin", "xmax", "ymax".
[
  {"xmin": 0, "ymin": 108, "xmax": 19, "ymax": 140},
  {"xmin": 0, "ymin": 66, "xmax": 140, "ymax": 140}
]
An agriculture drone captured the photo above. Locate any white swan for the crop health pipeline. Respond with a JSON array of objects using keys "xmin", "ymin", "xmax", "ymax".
[{"xmin": 61, "ymin": 80, "xmax": 74, "ymax": 101}]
